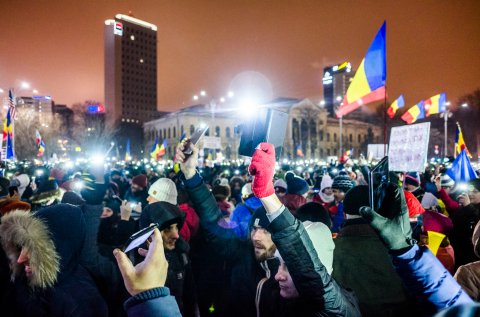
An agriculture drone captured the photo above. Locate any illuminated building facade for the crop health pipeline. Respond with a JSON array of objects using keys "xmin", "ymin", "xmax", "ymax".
[{"xmin": 322, "ymin": 61, "xmax": 354, "ymax": 117}]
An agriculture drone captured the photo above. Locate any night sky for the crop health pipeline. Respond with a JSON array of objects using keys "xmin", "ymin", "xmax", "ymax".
[{"xmin": 1, "ymin": 0, "xmax": 479, "ymax": 113}]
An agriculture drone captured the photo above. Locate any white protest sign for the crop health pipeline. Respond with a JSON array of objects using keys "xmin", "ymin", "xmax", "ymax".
[
  {"xmin": 202, "ymin": 136, "xmax": 222, "ymax": 149},
  {"xmin": 367, "ymin": 144, "xmax": 387, "ymax": 160},
  {"xmin": 388, "ymin": 122, "xmax": 430, "ymax": 172}
]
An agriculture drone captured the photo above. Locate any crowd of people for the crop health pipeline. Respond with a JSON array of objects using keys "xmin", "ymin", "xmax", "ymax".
[{"xmin": 0, "ymin": 141, "xmax": 480, "ymax": 316}]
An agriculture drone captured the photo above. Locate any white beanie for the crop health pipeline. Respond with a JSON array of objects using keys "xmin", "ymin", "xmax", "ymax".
[
  {"xmin": 12, "ymin": 174, "xmax": 30, "ymax": 196},
  {"xmin": 421, "ymin": 192, "xmax": 439, "ymax": 210},
  {"xmin": 303, "ymin": 221, "xmax": 335, "ymax": 275},
  {"xmin": 274, "ymin": 221, "xmax": 334, "ymax": 275},
  {"xmin": 274, "ymin": 179, "xmax": 287, "ymax": 190},
  {"xmin": 148, "ymin": 178, "xmax": 177, "ymax": 205},
  {"xmin": 320, "ymin": 174, "xmax": 333, "ymax": 192}
]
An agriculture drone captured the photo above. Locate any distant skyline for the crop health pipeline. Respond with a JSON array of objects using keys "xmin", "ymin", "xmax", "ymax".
[{"xmin": 1, "ymin": 0, "xmax": 479, "ymax": 114}]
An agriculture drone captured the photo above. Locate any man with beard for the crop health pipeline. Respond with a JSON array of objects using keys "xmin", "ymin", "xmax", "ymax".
[
  {"xmin": 124, "ymin": 174, "xmax": 149, "ymax": 218},
  {"xmin": 175, "ymin": 143, "xmax": 360, "ymax": 317}
]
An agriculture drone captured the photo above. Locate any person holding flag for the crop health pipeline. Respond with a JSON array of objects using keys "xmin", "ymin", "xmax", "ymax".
[{"xmin": 35, "ymin": 130, "xmax": 45, "ymax": 157}]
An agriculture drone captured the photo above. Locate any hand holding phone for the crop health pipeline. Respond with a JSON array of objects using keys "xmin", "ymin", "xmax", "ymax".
[
  {"xmin": 368, "ymin": 156, "xmax": 389, "ymax": 212},
  {"xmin": 123, "ymin": 223, "xmax": 159, "ymax": 253},
  {"xmin": 182, "ymin": 126, "xmax": 209, "ymax": 159}
]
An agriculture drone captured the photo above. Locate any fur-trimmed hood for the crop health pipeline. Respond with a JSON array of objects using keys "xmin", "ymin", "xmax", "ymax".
[{"xmin": 0, "ymin": 204, "xmax": 86, "ymax": 289}]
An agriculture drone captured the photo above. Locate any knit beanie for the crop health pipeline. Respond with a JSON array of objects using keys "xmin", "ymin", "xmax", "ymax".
[
  {"xmin": 61, "ymin": 191, "xmax": 86, "ymax": 206},
  {"xmin": 12, "ymin": 174, "xmax": 30, "ymax": 196},
  {"xmin": 274, "ymin": 179, "xmax": 287, "ymax": 190},
  {"xmin": 296, "ymin": 202, "xmax": 332, "ymax": 228},
  {"xmin": 343, "ymin": 185, "xmax": 369, "ymax": 215},
  {"xmin": 423, "ymin": 210, "xmax": 453, "ymax": 236},
  {"xmin": 405, "ymin": 172, "xmax": 420, "ymax": 187},
  {"xmin": 131, "ymin": 174, "xmax": 148, "ymax": 189},
  {"xmin": 440, "ymin": 174, "xmax": 455, "ymax": 188},
  {"xmin": 249, "ymin": 206, "xmax": 270, "ymax": 231},
  {"xmin": 331, "ymin": 172, "xmax": 353, "ymax": 193},
  {"xmin": 285, "ymin": 171, "xmax": 309, "ymax": 196},
  {"xmin": 140, "ymin": 201, "xmax": 185, "ymax": 231},
  {"xmin": 303, "ymin": 221, "xmax": 335, "ymax": 274},
  {"xmin": 320, "ymin": 174, "xmax": 333, "ymax": 192},
  {"xmin": 148, "ymin": 178, "xmax": 178, "ymax": 205}
]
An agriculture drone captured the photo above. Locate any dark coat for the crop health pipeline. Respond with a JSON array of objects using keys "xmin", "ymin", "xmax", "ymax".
[
  {"xmin": 450, "ymin": 204, "xmax": 480, "ymax": 268},
  {"xmin": 0, "ymin": 204, "xmax": 108, "ymax": 317},
  {"xmin": 333, "ymin": 219, "xmax": 411, "ymax": 317}
]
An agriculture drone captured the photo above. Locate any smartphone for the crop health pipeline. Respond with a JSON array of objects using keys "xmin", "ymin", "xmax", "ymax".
[
  {"xmin": 368, "ymin": 156, "xmax": 389, "ymax": 211},
  {"xmin": 112, "ymin": 195, "xmax": 123, "ymax": 203},
  {"xmin": 123, "ymin": 224, "xmax": 159, "ymax": 253},
  {"xmin": 183, "ymin": 126, "xmax": 209, "ymax": 157}
]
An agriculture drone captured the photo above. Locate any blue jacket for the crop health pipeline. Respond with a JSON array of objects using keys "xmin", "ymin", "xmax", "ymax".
[
  {"xmin": 124, "ymin": 287, "xmax": 181, "ymax": 317},
  {"xmin": 230, "ymin": 196, "xmax": 263, "ymax": 240},
  {"xmin": 391, "ymin": 244, "xmax": 473, "ymax": 315}
]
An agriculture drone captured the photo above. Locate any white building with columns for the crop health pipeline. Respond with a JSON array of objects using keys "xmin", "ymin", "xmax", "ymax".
[{"xmin": 143, "ymin": 98, "xmax": 382, "ymax": 160}]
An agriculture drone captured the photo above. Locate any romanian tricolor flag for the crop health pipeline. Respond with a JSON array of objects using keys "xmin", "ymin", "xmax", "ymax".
[
  {"xmin": 424, "ymin": 93, "xmax": 447, "ymax": 117},
  {"xmin": 387, "ymin": 95, "xmax": 405, "ymax": 118},
  {"xmin": 296, "ymin": 143, "xmax": 304, "ymax": 158},
  {"xmin": 2, "ymin": 108, "xmax": 14, "ymax": 159},
  {"xmin": 337, "ymin": 22, "xmax": 386, "ymax": 117},
  {"xmin": 401, "ymin": 101, "xmax": 425, "ymax": 124},
  {"xmin": 38, "ymin": 140, "xmax": 46, "ymax": 157},
  {"xmin": 35, "ymin": 130, "xmax": 45, "ymax": 157},
  {"xmin": 455, "ymin": 122, "xmax": 471, "ymax": 158},
  {"xmin": 150, "ymin": 137, "xmax": 160, "ymax": 160},
  {"xmin": 158, "ymin": 139, "xmax": 167, "ymax": 157},
  {"xmin": 179, "ymin": 132, "xmax": 187, "ymax": 142}
]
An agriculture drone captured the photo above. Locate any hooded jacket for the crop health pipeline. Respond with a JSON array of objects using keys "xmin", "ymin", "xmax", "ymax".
[{"xmin": 0, "ymin": 205, "xmax": 107, "ymax": 317}]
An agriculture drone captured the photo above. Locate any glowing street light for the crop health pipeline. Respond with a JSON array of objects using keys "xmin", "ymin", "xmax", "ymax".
[
  {"xmin": 200, "ymin": 90, "xmax": 206, "ymax": 97},
  {"xmin": 227, "ymin": 91, "xmax": 234, "ymax": 98},
  {"xmin": 32, "ymin": 89, "xmax": 39, "ymax": 94},
  {"xmin": 20, "ymin": 81, "xmax": 30, "ymax": 90},
  {"xmin": 193, "ymin": 95, "xmax": 199, "ymax": 101},
  {"xmin": 461, "ymin": 103, "xmax": 469, "ymax": 108}
]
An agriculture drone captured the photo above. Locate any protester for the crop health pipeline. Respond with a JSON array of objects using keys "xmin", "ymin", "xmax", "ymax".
[
  {"xmin": 124, "ymin": 174, "xmax": 149, "ymax": 211},
  {"xmin": 139, "ymin": 201, "xmax": 196, "ymax": 317},
  {"xmin": 454, "ymin": 221, "xmax": 480, "ymax": 301},
  {"xmin": 312, "ymin": 173, "xmax": 334, "ymax": 209},
  {"xmin": 330, "ymin": 172, "xmax": 354, "ymax": 233},
  {"xmin": 273, "ymin": 178, "xmax": 287, "ymax": 198},
  {"xmin": 279, "ymin": 170, "xmax": 309, "ymax": 215},
  {"xmin": 0, "ymin": 205, "xmax": 108, "ymax": 317}
]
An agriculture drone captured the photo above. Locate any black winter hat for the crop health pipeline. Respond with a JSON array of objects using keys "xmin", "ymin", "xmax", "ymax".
[
  {"xmin": 331, "ymin": 172, "xmax": 353, "ymax": 193},
  {"xmin": 249, "ymin": 206, "xmax": 270, "ymax": 231},
  {"xmin": 343, "ymin": 185, "xmax": 369, "ymax": 215},
  {"xmin": 285, "ymin": 171, "xmax": 309, "ymax": 196},
  {"xmin": 61, "ymin": 191, "xmax": 86, "ymax": 206},
  {"xmin": 296, "ymin": 202, "xmax": 332, "ymax": 228},
  {"xmin": 140, "ymin": 201, "xmax": 185, "ymax": 231}
]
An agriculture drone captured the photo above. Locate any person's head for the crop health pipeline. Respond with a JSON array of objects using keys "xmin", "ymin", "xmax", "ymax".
[
  {"xmin": 131, "ymin": 174, "xmax": 148, "ymax": 193},
  {"xmin": 321, "ymin": 174, "xmax": 333, "ymax": 196},
  {"xmin": 249, "ymin": 207, "xmax": 276, "ymax": 261},
  {"xmin": 110, "ymin": 170, "xmax": 122, "ymax": 182},
  {"xmin": 331, "ymin": 172, "xmax": 353, "ymax": 203},
  {"xmin": 440, "ymin": 174, "xmax": 455, "ymax": 194},
  {"xmin": 467, "ymin": 179, "xmax": 480, "ymax": 205},
  {"xmin": 343, "ymin": 185, "xmax": 369, "ymax": 217},
  {"xmin": 274, "ymin": 220, "xmax": 334, "ymax": 298},
  {"xmin": 274, "ymin": 179, "xmax": 287, "ymax": 198},
  {"xmin": 285, "ymin": 171, "xmax": 309, "ymax": 198},
  {"xmin": 296, "ymin": 202, "xmax": 332, "ymax": 228},
  {"xmin": 212, "ymin": 184, "xmax": 231, "ymax": 202},
  {"xmin": 139, "ymin": 201, "xmax": 185, "ymax": 251},
  {"xmin": 404, "ymin": 172, "xmax": 420, "ymax": 192},
  {"xmin": 147, "ymin": 178, "xmax": 177, "ymax": 205}
]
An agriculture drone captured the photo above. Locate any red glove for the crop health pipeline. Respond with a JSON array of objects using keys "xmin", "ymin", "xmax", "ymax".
[{"xmin": 248, "ymin": 143, "xmax": 276, "ymax": 198}]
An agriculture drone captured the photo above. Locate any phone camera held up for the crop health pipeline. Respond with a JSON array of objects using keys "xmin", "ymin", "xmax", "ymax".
[{"xmin": 182, "ymin": 126, "xmax": 209, "ymax": 159}]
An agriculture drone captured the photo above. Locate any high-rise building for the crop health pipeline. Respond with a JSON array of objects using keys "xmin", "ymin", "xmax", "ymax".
[
  {"xmin": 104, "ymin": 14, "xmax": 160, "ymax": 124},
  {"xmin": 322, "ymin": 61, "xmax": 353, "ymax": 117}
]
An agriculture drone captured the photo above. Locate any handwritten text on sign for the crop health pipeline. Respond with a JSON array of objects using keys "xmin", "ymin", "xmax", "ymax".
[{"xmin": 388, "ymin": 122, "xmax": 430, "ymax": 172}]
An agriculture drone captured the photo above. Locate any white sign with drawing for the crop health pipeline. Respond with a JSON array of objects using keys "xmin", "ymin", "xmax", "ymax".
[
  {"xmin": 202, "ymin": 136, "xmax": 222, "ymax": 149},
  {"xmin": 388, "ymin": 122, "xmax": 430, "ymax": 172}
]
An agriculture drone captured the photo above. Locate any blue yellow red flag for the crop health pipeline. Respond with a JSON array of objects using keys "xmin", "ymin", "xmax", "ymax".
[
  {"xmin": 38, "ymin": 140, "xmax": 46, "ymax": 157},
  {"xmin": 401, "ymin": 101, "xmax": 425, "ymax": 124},
  {"xmin": 296, "ymin": 143, "xmax": 304, "ymax": 158},
  {"xmin": 158, "ymin": 139, "xmax": 167, "ymax": 157},
  {"xmin": 387, "ymin": 95, "xmax": 405, "ymax": 118},
  {"xmin": 125, "ymin": 139, "xmax": 131, "ymax": 161},
  {"xmin": 424, "ymin": 93, "xmax": 446, "ymax": 117},
  {"xmin": 337, "ymin": 22, "xmax": 386, "ymax": 117},
  {"xmin": 150, "ymin": 137, "xmax": 160, "ymax": 159},
  {"xmin": 446, "ymin": 149, "xmax": 477, "ymax": 182},
  {"xmin": 455, "ymin": 122, "xmax": 471, "ymax": 158}
]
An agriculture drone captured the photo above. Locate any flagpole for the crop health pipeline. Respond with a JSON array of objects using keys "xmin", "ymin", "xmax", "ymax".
[
  {"xmin": 339, "ymin": 115, "xmax": 343, "ymax": 156},
  {"xmin": 383, "ymin": 85, "xmax": 387, "ymax": 156}
]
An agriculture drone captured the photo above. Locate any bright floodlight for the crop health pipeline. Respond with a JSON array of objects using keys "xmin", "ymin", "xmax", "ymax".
[
  {"xmin": 220, "ymin": 97, "xmax": 226, "ymax": 103},
  {"xmin": 320, "ymin": 100, "xmax": 326, "ymax": 106},
  {"xmin": 21, "ymin": 81, "xmax": 30, "ymax": 89},
  {"xmin": 199, "ymin": 122, "xmax": 207, "ymax": 129},
  {"xmin": 200, "ymin": 90, "xmax": 206, "ymax": 97},
  {"xmin": 91, "ymin": 154, "xmax": 105, "ymax": 165},
  {"xmin": 32, "ymin": 89, "xmax": 38, "ymax": 94},
  {"xmin": 336, "ymin": 96, "xmax": 342, "ymax": 102},
  {"xmin": 0, "ymin": 88, "xmax": 4, "ymax": 93},
  {"xmin": 461, "ymin": 103, "xmax": 468, "ymax": 108},
  {"xmin": 228, "ymin": 91, "xmax": 235, "ymax": 98},
  {"xmin": 193, "ymin": 95, "xmax": 199, "ymax": 101}
]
